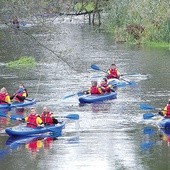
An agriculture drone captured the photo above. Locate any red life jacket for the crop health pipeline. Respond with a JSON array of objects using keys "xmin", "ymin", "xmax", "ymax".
[
  {"xmin": 13, "ymin": 90, "xmax": 26, "ymax": 102},
  {"xmin": 90, "ymin": 86, "xmax": 101, "ymax": 95},
  {"xmin": 27, "ymin": 114, "xmax": 38, "ymax": 128},
  {"xmin": 0, "ymin": 93, "xmax": 8, "ymax": 104},
  {"xmin": 100, "ymin": 83, "xmax": 111, "ymax": 93},
  {"xmin": 41, "ymin": 112, "xmax": 53, "ymax": 125},
  {"xmin": 107, "ymin": 68, "xmax": 119, "ymax": 79},
  {"xmin": 166, "ymin": 104, "xmax": 170, "ymax": 117}
]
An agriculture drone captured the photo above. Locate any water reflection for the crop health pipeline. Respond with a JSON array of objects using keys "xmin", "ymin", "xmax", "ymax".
[
  {"xmin": 0, "ymin": 108, "xmax": 27, "ymax": 131},
  {"xmin": 79, "ymin": 102, "xmax": 113, "ymax": 113},
  {"xmin": 140, "ymin": 126, "xmax": 170, "ymax": 152},
  {"xmin": 0, "ymin": 133, "xmax": 80, "ymax": 160},
  {"xmin": 160, "ymin": 129, "xmax": 170, "ymax": 145},
  {"xmin": 1, "ymin": 134, "xmax": 57, "ymax": 159},
  {"xmin": 140, "ymin": 126, "xmax": 157, "ymax": 151}
]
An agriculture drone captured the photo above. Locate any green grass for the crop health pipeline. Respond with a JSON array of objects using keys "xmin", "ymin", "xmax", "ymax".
[
  {"xmin": 7, "ymin": 56, "xmax": 36, "ymax": 69},
  {"xmin": 143, "ymin": 41, "xmax": 170, "ymax": 49}
]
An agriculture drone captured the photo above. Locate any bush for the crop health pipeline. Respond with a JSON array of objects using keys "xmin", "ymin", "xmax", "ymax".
[{"xmin": 7, "ymin": 56, "xmax": 36, "ymax": 69}]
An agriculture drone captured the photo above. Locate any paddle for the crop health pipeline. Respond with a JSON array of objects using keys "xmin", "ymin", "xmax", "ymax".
[
  {"xmin": 143, "ymin": 112, "xmax": 164, "ymax": 119},
  {"xmin": 63, "ymin": 91, "xmax": 85, "ymax": 99},
  {"xmin": 54, "ymin": 114, "xmax": 79, "ymax": 120},
  {"xmin": 139, "ymin": 103, "xmax": 156, "ymax": 110},
  {"xmin": 120, "ymin": 78, "xmax": 137, "ymax": 86},
  {"xmin": 25, "ymin": 98, "xmax": 34, "ymax": 101},
  {"xmin": 91, "ymin": 64, "xmax": 137, "ymax": 86},
  {"xmin": 143, "ymin": 113, "xmax": 157, "ymax": 119},
  {"xmin": 91, "ymin": 64, "xmax": 107, "ymax": 73}
]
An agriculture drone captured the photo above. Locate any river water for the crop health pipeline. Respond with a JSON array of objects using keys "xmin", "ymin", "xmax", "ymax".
[{"xmin": 0, "ymin": 15, "xmax": 170, "ymax": 170}]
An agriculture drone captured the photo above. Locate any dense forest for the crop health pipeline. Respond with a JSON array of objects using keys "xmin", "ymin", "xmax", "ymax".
[{"xmin": 0, "ymin": 0, "xmax": 169, "ymax": 48}]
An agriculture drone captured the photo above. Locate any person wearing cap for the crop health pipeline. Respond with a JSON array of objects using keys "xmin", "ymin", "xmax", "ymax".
[
  {"xmin": 17, "ymin": 107, "xmax": 44, "ymax": 128},
  {"xmin": 84, "ymin": 81, "xmax": 103, "ymax": 95},
  {"xmin": 159, "ymin": 99, "xmax": 170, "ymax": 118},
  {"xmin": 106, "ymin": 64, "xmax": 120, "ymax": 79},
  {"xmin": 0, "ymin": 87, "xmax": 11, "ymax": 104},
  {"xmin": 11, "ymin": 84, "xmax": 28, "ymax": 103},
  {"xmin": 41, "ymin": 106, "xmax": 58, "ymax": 125},
  {"xmin": 99, "ymin": 78, "xmax": 116, "ymax": 93}
]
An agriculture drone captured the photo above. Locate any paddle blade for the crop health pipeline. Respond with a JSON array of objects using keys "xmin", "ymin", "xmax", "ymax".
[
  {"xmin": 66, "ymin": 114, "xmax": 79, "ymax": 120},
  {"xmin": 91, "ymin": 64, "xmax": 101, "ymax": 71},
  {"xmin": 143, "ymin": 113, "xmax": 155, "ymax": 119},
  {"xmin": 140, "ymin": 103, "xmax": 155, "ymax": 110}
]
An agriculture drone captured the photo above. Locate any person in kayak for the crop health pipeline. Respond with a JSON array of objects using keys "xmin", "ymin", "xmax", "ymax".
[
  {"xmin": 159, "ymin": 99, "xmax": 170, "ymax": 118},
  {"xmin": 12, "ymin": 16, "xmax": 19, "ymax": 28},
  {"xmin": 84, "ymin": 81, "xmax": 103, "ymax": 95},
  {"xmin": 106, "ymin": 64, "xmax": 120, "ymax": 79},
  {"xmin": 0, "ymin": 87, "xmax": 11, "ymax": 104},
  {"xmin": 41, "ymin": 106, "xmax": 58, "ymax": 125},
  {"xmin": 17, "ymin": 107, "xmax": 44, "ymax": 128},
  {"xmin": 10, "ymin": 84, "xmax": 28, "ymax": 103},
  {"xmin": 99, "ymin": 78, "xmax": 116, "ymax": 93}
]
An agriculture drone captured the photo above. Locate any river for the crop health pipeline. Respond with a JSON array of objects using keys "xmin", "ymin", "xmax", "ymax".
[{"xmin": 0, "ymin": 15, "xmax": 170, "ymax": 170}]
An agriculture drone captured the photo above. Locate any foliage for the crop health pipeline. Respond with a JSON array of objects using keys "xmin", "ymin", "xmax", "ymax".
[
  {"xmin": 74, "ymin": 2, "xmax": 95, "ymax": 12},
  {"xmin": 101, "ymin": 0, "xmax": 170, "ymax": 47},
  {"xmin": 7, "ymin": 56, "xmax": 36, "ymax": 69},
  {"xmin": 0, "ymin": 0, "xmax": 169, "ymax": 48},
  {"xmin": 143, "ymin": 41, "xmax": 170, "ymax": 49}
]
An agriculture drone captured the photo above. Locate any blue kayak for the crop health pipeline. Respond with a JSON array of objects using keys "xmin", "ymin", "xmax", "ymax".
[
  {"xmin": 5, "ymin": 122, "xmax": 65, "ymax": 137},
  {"xmin": 108, "ymin": 78, "xmax": 137, "ymax": 87},
  {"xmin": 0, "ymin": 98, "xmax": 36, "ymax": 109},
  {"xmin": 79, "ymin": 92, "xmax": 117, "ymax": 104},
  {"xmin": 159, "ymin": 118, "xmax": 170, "ymax": 129},
  {"xmin": 108, "ymin": 78, "xmax": 127, "ymax": 87}
]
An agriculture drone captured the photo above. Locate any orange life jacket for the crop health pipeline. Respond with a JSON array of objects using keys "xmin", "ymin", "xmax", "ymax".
[
  {"xmin": 107, "ymin": 68, "xmax": 119, "ymax": 79},
  {"xmin": 41, "ymin": 112, "xmax": 53, "ymax": 125},
  {"xmin": 90, "ymin": 86, "xmax": 102, "ymax": 95},
  {"xmin": 27, "ymin": 114, "xmax": 38, "ymax": 128},
  {"xmin": 0, "ymin": 93, "xmax": 8, "ymax": 104}
]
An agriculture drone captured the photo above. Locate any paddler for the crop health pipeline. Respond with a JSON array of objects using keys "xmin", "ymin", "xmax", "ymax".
[
  {"xmin": 99, "ymin": 78, "xmax": 116, "ymax": 93},
  {"xmin": 0, "ymin": 87, "xmax": 11, "ymax": 104},
  {"xmin": 106, "ymin": 63, "xmax": 120, "ymax": 79},
  {"xmin": 159, "ymin": 99, "xmax": 170, "ymax": 118},
  {"xmin": 41, "ymin": 106, "xmax": 58, "ymax": 125},
  {"xmin": 17, "ymin": 107, "xmax": 44, "ymax": 128},
  {"xmin": 10, "ymin": 84, "xmax": 28, "ymax": 103},
  {"xmin": 84, "ymin": 80, "xmax": 103, "ymax": 95}
]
